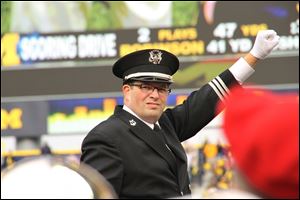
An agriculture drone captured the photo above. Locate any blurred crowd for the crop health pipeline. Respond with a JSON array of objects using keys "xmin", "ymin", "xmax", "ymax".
[{"xmin": 184, "ymin": 140, "xmax": 234, "ymax": 196}]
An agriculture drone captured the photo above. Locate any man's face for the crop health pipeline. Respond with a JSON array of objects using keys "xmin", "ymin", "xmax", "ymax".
[{"xmin": 123, "ymin": 81, "xmax": 171, "ymax": 123}]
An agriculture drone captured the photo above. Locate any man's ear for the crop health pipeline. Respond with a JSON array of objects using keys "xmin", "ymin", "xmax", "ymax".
[{"xmin": 122, "ymin": 84, "xmax": 130, "ymax": 95}]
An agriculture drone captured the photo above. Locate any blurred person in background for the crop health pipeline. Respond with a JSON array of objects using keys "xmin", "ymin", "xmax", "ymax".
[
  {"xmin": 81, "ymin": 30, "xmax": 280, "ymax": 198},
  {"xmin": 40, "ymin": 142, "xmax": 52, "ymax": 155},
  {"xmin": 209, "ymin": 87, "xmax": 299, "ymax": 199}
]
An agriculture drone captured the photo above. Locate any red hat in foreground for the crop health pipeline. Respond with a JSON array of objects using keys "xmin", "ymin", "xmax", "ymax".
[{"xmin": 220, "ymin": 87, "xmax": 299, "ymax": 199}]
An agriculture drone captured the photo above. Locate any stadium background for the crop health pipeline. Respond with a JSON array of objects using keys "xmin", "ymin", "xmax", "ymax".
[{"xmin": 1, "ymin": 1, "xmax": 299, "ymax": 193}]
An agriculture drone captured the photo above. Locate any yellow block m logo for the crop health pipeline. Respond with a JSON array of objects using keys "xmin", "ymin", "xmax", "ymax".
[{"xmin": 1, "ymin": 108, "xmax": 23, "ymax": 130}]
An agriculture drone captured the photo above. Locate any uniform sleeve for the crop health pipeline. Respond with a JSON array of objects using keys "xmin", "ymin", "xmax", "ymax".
[
  {"xmin": 165, "ymin": 69, "xmax": 241, "ymax": 141},
  {"xmin": 80, "ymin": 130, "xmax": 123, "ymax": 195}
]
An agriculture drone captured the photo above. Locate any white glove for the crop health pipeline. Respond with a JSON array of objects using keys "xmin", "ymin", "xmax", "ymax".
[{"xmin": 250, "ymin": 30, "xmax": 280, "ymax": 59}]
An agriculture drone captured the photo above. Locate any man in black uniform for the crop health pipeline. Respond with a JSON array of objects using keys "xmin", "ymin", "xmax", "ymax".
[{"xmin": 80, "ymin": 30, "xmax": 280, "ymax": 198}]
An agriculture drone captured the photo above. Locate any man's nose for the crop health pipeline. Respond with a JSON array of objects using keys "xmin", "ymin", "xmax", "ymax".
[{"xmin": 150, "ymin": 88, "xmax": 160, "ymax": 96}]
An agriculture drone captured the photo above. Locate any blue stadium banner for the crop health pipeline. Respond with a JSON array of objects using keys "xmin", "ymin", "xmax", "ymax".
[{"xmin": 1, "ymin": 2, "xmax": 298, "ymax": 69}]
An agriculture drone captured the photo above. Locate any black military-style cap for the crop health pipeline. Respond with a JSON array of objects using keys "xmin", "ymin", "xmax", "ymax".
[{"xmin": 112, "ymin": 49, "xmax": 179, "ymax": 83}]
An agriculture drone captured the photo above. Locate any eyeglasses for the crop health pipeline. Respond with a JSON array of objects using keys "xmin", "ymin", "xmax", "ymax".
[{"xmin": 129, "ymin": 83, "xmax": 171, "ymax": 95}]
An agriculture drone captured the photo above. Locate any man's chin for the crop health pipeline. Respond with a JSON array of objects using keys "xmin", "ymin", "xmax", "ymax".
[{"xmin": 144, "ymin": 111, "xmax": 162, "ymax": 122}]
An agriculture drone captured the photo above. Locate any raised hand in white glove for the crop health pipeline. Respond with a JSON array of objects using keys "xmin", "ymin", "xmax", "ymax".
[{"xmin": 250, "ymin": 30, "xmax": 280, "ymax": 59}]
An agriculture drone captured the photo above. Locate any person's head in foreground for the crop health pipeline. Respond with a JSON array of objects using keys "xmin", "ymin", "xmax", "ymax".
[
  {"xmin": 1, "ymin": 156, "xmax": 117, "ymax": 198},
  {"xmin": 219, "ymin": 87, "xmax": 299, "ymax": 199}
]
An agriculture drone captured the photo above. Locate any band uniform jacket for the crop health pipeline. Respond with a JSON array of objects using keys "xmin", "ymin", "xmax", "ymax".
[{"xmin": 81, "ymin": 69, "xmax": 240, "ymax": 198}]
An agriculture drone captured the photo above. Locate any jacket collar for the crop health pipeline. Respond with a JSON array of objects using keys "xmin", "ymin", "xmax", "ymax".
[{"xmin": 114, "ymin": 106, "xmax": 178, "ymax": 175}]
